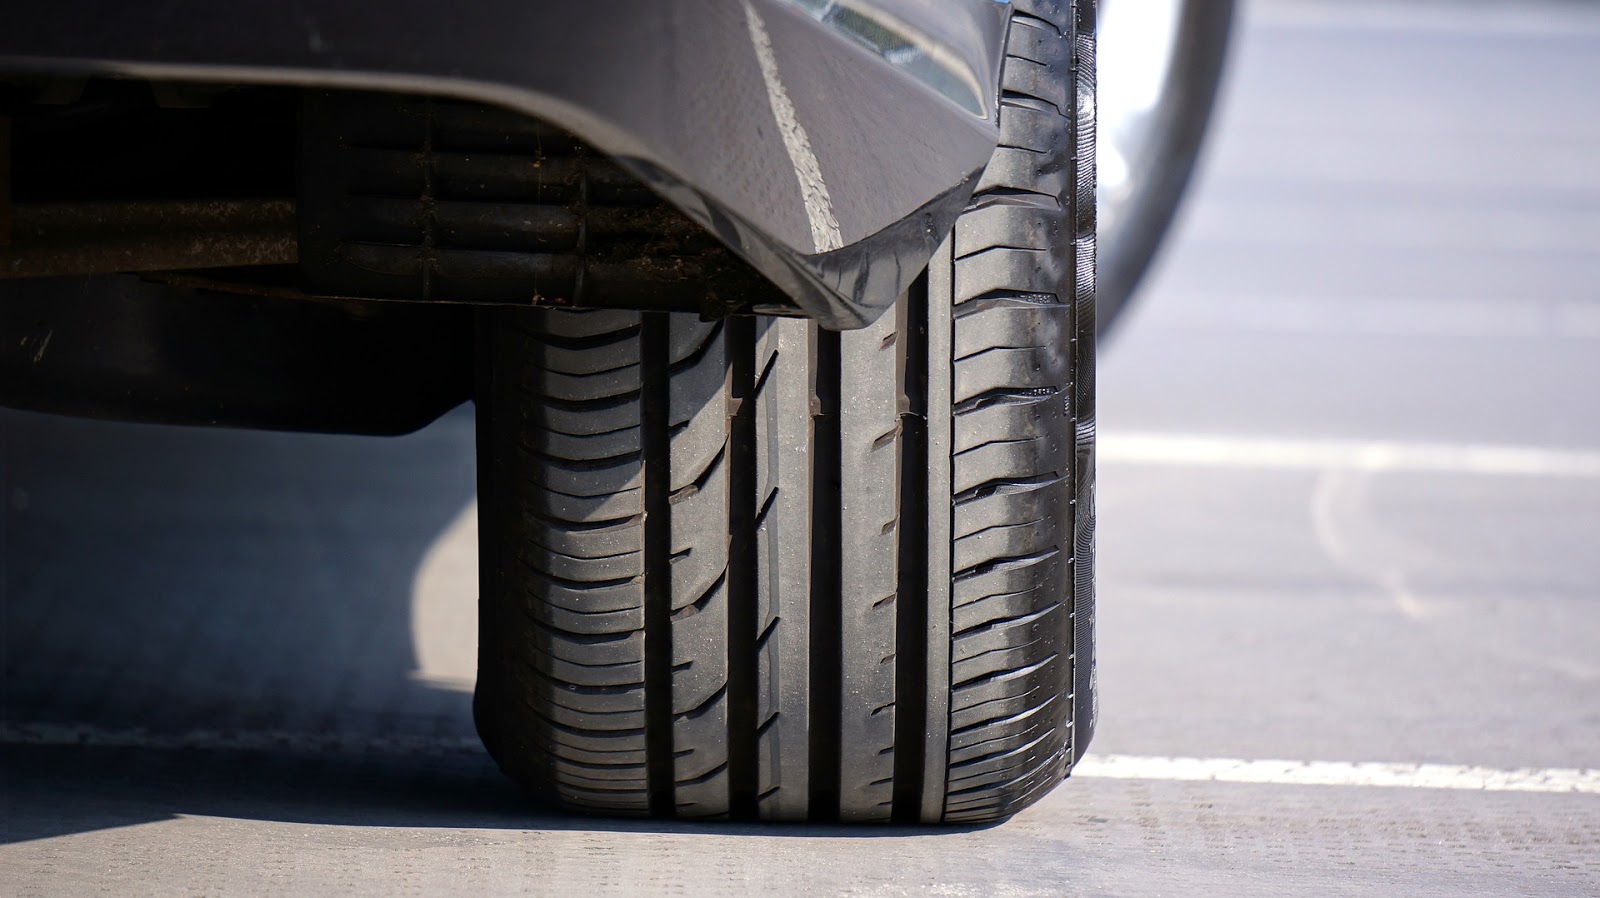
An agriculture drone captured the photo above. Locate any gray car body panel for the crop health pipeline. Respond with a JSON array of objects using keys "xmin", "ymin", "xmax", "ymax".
[{"xmin": 0, "ymin": 0, "xmax": 1014, "ymax": 327}]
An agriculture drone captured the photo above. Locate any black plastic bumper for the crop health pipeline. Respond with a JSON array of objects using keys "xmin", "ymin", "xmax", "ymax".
[{"xmin": 1, "ymin": 0, "xmax": 1011, "ymax": 328}]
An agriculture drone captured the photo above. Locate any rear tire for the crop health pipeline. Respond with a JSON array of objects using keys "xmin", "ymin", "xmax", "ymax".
[{"xmin": 474, "ymin": 0, "xmax": 1095, "ymax": 824}]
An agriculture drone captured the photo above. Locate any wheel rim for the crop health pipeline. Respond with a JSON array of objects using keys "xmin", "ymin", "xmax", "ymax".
[{"xmin": 1096, "ymin": 0, "xmax": 1236, "ymax": 333}]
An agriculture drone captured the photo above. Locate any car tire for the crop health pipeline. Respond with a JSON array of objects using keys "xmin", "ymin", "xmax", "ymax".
[{"xmin": 473, "ymin": 0, "xmax": 1095, "ymax": 824}]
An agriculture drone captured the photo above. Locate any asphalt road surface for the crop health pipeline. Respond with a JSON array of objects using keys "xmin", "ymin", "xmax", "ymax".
[{"xmin": 3, "ymin": 1, "xmax": 1599, "ymax": 894}]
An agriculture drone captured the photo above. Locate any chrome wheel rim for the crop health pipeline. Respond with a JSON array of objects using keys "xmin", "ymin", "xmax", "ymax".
[{"xmin": 1095, "ymin": 0, "xmax": 1235, "ymax": 332}]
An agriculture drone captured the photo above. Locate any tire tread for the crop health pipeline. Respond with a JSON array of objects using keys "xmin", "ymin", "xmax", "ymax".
[{"xmin": 475, "ymin": 0, "xmax": 1094, "ymax": 824}]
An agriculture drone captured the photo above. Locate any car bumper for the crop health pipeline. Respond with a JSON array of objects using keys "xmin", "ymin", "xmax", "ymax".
[{"xmin": 1, "ymin": 0, "xmax": 1012, "ymax": 328}]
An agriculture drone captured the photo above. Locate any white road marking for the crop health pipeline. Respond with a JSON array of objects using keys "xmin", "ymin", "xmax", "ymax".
[
  {"xmin": 1134, "ymin": 291, "xmax": 1600, "ymax": 340},
  {"xmin": 1099, "ymin": 432, "xmax": 1600, "ymax": 479},
  {"xmin": 1073, "ymin": 755, "xmax": 1600, "ymax": 795},
  {"xmin": 6, "ymin": 723, "xmax": 1596, "ymax": 796},
  {"xmin": 1256, "ymin": 0, "xmax": 1600, "ymax": 37},
  {"xmin": 741, "ymin": 0, "xmax": 845, "ymax": 254}
]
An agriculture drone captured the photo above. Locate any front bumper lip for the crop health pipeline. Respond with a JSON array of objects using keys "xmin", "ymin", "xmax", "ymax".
[{"xmin": 1, "ymin": 0, "xmax": 1011, "ymax": 328}]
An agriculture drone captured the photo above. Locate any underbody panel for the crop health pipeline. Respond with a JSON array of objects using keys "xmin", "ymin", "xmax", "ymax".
[{"xmin": 0, "ymin": 276, "xmax": 473, "ymax": 434}]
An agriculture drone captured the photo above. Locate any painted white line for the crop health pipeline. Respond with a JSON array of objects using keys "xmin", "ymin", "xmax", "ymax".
[
  {"xmin": 1254, "ymin": 0, "xmax": 1600, "ymax": 37},
  {"xmin": 1099, "ymin": 432, "xmax": 1600, "ymax": 479},
  {"xmin": 1074, "ymin": 755, "xmax": 1600, "ymax": 795},
  {"xmin": 6, "ymin": 724, "xmax": 1596, "ymax": 796},
  {"xmin": 1136, "ymin": 291, "xmax": 1600, "ymax": 341},
  {"xmin": 741, "ymin": 0, "xmax": 845, "ymax": 254}
]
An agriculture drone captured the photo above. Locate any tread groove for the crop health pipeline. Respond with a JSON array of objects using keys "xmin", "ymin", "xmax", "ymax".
[
  {"xmin": 727, "ymin": 315, "xmax": 760, "ymax": 820},
  {"xmin": 809, "ymin": 324, "xmax": 843, "ymax": 821},
  {"xmin": 953, "ymin": 548, "xmax": 1061, "ymax": 583},
  {"xmin": 893, "ymin": 272, "xmax": 931, "ymax": 823},
  {"xmin": 954, "ymin": 474, "xmax": 1066, "ymax": 506},
  {"xmin": 953, "ymin": 387, "xmax": 1058, "ymax": 416},
  {"xmin": 641, "ymin": 311, "xmax": 674, "ymax": 817}
]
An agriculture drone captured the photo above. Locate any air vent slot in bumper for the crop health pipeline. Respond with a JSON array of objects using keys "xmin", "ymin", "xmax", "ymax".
[{"xmin": 298, "ymin": 92, "xmax": 791, "ymax": 317}]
